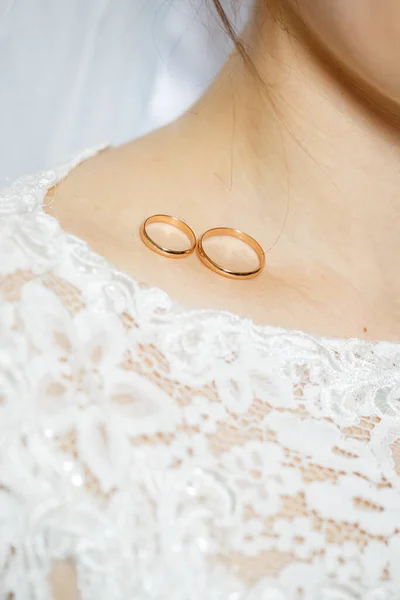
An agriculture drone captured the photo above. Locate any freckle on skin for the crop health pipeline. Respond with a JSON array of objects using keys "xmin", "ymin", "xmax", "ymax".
[{"xmin": 363, "ymin": 327, "xmax": 368, "ymax": 333}]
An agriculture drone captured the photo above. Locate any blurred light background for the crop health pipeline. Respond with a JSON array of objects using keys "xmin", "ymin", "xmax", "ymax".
[{"xmin": 0, "ymin": 0, "xmax": 250, "ymax": 187}]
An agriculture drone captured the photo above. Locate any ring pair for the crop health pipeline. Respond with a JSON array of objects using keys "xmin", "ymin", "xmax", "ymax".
[{"xmin": 140, "ymin": 214, "xmax": 265, "ymax": 280}]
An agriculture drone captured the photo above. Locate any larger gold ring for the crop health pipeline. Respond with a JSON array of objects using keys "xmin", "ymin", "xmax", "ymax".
[
  {"xmin": 197, "ymin": 227, "xmax": 265, "ymax": 280},
  {"xmin": 140, "ymin": 214, "xmax": 196, "ymax": 258}
]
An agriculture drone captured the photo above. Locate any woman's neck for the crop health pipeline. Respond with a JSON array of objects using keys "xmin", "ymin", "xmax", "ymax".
[{"xmin": 187, "ymin": 2, "xmax": 400, "ymax": 305}]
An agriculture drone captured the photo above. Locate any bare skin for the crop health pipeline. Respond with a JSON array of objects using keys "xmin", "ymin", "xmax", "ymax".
[{"xmin": 46, "ymin": 0, "xmax": 400, "ymax": 344}]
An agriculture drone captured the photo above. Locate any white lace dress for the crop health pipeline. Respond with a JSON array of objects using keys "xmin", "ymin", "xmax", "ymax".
[{"xmin": 1, "ymin": 150, "xmax": 400, "ymax": 600}]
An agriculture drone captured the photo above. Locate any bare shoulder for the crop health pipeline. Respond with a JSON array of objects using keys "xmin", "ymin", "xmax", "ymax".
[
  {"xmin": 43, "ymin": 124, "xmax": 232, "ymax": 311},
  {"xmin": 46, "ymin": 127, "xmax": 179, "ymax": 237}
]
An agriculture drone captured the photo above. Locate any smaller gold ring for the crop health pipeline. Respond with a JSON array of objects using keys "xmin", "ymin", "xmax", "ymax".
[
  {"xmin": 197, "ymin": 227, "xmax": 265, "ymax": 280},
  {"xmin": 140, "ymin": 214, "xmax": 196, "ymax": 258}
]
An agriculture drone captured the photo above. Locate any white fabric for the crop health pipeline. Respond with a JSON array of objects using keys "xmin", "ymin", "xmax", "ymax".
[
  {"xmin": 147, "ymin": 0, "xmax": 250, "ymax": 130},
  {"xmin": 0, "ymin": 0, "xmax": 241, "ymax": 187},
  {"xmin": 1, "ymin": 149, "xmax": 400, "ymax": 600},
  {"xmin": 0, "ymin": 0, "xmax": 159, "ymax": 184}
]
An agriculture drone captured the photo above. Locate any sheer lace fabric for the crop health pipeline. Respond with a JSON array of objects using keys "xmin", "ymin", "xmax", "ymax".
[{"xmin": 1, "ymin": 150, "xmax": 400, "ymax": 600}]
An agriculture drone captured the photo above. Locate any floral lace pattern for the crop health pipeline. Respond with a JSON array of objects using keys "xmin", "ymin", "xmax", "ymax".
[{"xmin": 1, "ymin": 150, "xmax": 400, "ymax": 600}]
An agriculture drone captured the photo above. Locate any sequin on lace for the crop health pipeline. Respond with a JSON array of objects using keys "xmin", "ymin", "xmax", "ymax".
[{"xmin": 1, "ymin": 149, "xmax": 400, "ymax": 600}]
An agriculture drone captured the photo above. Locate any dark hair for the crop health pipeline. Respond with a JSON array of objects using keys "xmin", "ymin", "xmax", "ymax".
[{"xmin": 211, "ymin": 0, "xmax": 249, "ymax": 61}]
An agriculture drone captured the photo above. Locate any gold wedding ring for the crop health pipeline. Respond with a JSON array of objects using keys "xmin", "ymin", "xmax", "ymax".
[
  {"xmin": 140, "ymin": 214, "xmax": 197, "ymax": 258},
  {"xmin": 197, "ymin": 227, "xmax": 265, "ymax": 280}
]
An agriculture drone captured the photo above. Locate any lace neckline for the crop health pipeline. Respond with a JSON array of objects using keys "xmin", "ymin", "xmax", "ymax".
[{"xmin": 5, "ymin": 145, "xmax": 400, "ymax": 354}]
